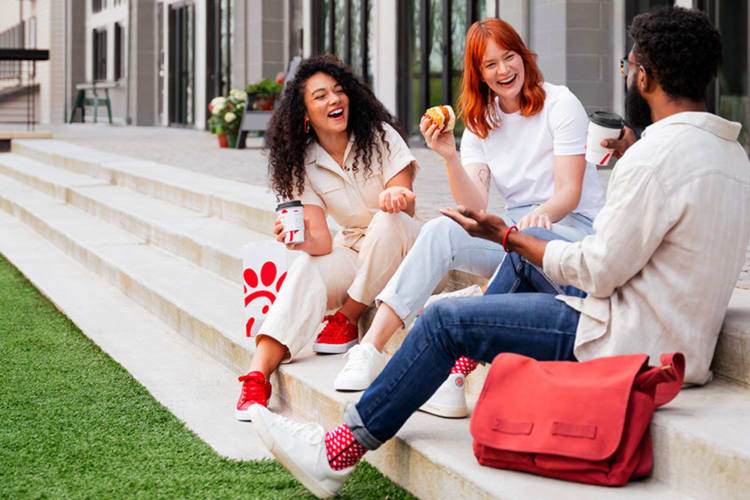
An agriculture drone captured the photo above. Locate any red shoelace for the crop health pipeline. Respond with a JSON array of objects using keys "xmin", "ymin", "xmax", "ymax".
[
  {"xmin": 317, "ymin": 313, "xmax": 354, "ymax": 341},
  {"xmin": 237, "ymin": 372, "xmax": 270, "ymax": 407}
]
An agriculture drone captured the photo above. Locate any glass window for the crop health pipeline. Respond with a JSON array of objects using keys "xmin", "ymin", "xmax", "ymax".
[
  {"xmin": 427, "ymin": 0, "xmax": 444, "ymax": 111},
  {"xmin": 717, "ymin": 0, "xmax": 748, "ymax": 154},
  {"xmin": 451, "ymin": 1, "xmax": 468, "ymax": 134},
  {"xmin": 317, "ymin": 1, "xmax": 372, "ymax": 84},
  {"xmin": 399, "ymin": 0, "xmax": 485, "ymax": 137},
  {"xmin": 409, "ymin": 0, "xmax": 422, "ymax": 132}
]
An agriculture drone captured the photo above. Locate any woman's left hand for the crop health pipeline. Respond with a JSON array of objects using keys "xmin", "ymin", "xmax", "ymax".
[
  {"xmin": 518, "ymin": 211, "xmax": 552, "ymax": 231},
  {"xmin": 379, "ymin": 186, "xmax": 416, "ymax": 213}
]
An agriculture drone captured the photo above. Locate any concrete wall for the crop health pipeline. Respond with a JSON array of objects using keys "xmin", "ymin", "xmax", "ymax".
[
  {"xmin": 0, "ymin": 1, "xmax": 28, "ymax": 33},
  {"xmin": 565, "ymin": 0, "xmax": 614, "ymax": 113},
  {"xmin": 48, "ymin": 0, "xmax": 66, "ymax": 124},
  {"xmin": 234, "ymin": 0, "xmax": 285, "ymax": 91},
  {"xmin": 532, "ymin": 0, "xmax": 567, "ymax": 84},
  {"xmin": 497, "ymin": 0, "xmax": 530, "ymax": 41},
  {"xmin": 529, "ymin": 0, "xmax": 616, "ymax": 114},
  {"xmin": 85, "ymin": 0, "xmax": 129, "ymax": 124},
  {"xmin": 372, "ymin": 0, "xmax": 397, "ymax": 115}
]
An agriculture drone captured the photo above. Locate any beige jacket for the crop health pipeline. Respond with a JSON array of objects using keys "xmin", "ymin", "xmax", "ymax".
[
  {"xmin": 295, "ymin": 123, "xmax": 416, "ymax": 249},
  {"xmin": 543, "ymin": 112, "xmax": 750, "ymax": 384}
]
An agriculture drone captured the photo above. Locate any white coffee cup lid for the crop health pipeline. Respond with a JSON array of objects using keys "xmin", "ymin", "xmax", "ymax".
[{"xmin": 589, "ymin": 111, "xmax": 624, "ymax": 129}]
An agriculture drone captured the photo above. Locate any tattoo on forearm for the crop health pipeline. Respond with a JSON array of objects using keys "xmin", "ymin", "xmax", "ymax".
[{"xmin": 478, "ymin": 166, "xmax": 491, "ymax": 188}]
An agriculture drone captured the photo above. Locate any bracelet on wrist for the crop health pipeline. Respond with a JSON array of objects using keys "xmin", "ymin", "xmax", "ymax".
[{"xmin": 502, "ymin": 225, "xmax": 518, "ymax": 253}]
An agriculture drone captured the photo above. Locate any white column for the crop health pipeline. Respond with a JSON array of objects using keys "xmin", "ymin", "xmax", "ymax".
[
  {"xmin": 302, "ymin": 0, "xmax": 312, "ymax": 57},
  {"xmin": 195, "ymin": 0, "xmax": 207, "ymax": 129},
  {"xmin": 497, "ymin": 0, "xmax": 529, "ymax": 42},
  {"xmin": 372, "ymin": 0, "xmax": 397, "ymax": 115},
  {"xmin": 673, "ymin": 0, "xmax": 693, "ymax": 8},
  {"xmin": 612, "ymin": 0, "xmax": 626, "ymax": 116}
]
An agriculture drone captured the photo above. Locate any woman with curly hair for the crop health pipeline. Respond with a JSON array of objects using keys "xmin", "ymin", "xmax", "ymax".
[
  {"xmin": 235, "ymin": 55, "xmax": 421, "ymax": 419},
  {"xmin": 334, "ymin": 18, "xmax": 606, "ymax": 414}
]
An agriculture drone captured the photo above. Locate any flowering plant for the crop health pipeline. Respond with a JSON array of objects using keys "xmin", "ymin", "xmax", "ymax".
[
  {"xmin": 246, "ymin": 73, "xmax": 285, "ymax": 110},
  {"xmin": 208, "ymin": 88, "xmax": 247, "ymax": 135}
]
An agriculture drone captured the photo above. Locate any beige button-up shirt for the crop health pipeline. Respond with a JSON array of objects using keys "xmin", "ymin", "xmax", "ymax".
[
  {"xmin": 294, "ymin": 123, "xmax": 416, "ymax": 249},
  {"xmin": 543, "ymin": 112, "xmax": 750, "ymax": 384}
]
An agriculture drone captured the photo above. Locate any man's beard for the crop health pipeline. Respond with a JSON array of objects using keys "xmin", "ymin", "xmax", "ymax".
[{"xmin": 625, "ymin": 79, "xmax": 653, "ymax": 131}]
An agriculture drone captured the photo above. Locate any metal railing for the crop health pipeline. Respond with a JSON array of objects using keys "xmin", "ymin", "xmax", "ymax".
[{"xmin": 0, "ymin": 49, "xmax": 48, "ymax": 130}]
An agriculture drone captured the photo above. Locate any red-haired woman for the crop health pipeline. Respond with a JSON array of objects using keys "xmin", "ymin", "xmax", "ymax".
[{"xmin": 334, "ymin": 18, "xmax": 604, "ymax": 414}]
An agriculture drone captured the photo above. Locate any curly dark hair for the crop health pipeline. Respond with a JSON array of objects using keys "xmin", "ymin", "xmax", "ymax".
[
  {"xmin": 265, "ymin": 55, "xmax": 405, "ymax": 201},
  {"xmin": 629, "ymin": 6, "xmax": 722, "ymax": 101}
]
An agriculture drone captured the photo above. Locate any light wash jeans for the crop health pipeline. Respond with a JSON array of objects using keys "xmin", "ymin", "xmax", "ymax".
[
  {"xmin": 375, "ymin": 205, "xmax": 594, "ymax": 326},
  {"xmin": 345, "ymin": 228, "xmax": 586, "ymax": 449}
]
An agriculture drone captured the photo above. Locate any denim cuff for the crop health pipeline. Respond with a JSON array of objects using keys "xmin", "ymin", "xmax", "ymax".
[{"xmin": 343, "ymin": 403, "xmax": 382, "ymax": 451}]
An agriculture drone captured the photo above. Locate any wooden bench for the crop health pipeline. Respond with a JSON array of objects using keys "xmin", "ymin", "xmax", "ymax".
[
  {"xmin": 69, "ymin": 81, "xmax": 118, "ymax": 124},
  {"xmin": 235, "ymin": 57, "xmax": 301, "ymax": 149}
]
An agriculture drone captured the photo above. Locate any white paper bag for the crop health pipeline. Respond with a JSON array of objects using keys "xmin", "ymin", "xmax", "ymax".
[{"xmin": 242, "ymin": 240, "xmax": 299, "ymax": 338}]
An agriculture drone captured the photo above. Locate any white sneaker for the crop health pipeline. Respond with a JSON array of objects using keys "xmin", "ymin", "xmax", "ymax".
[
  {"xmin": 249, "ymin": 405, "xmax": 351, "ymax": 498},
  {"xmin": 418, "ymin": 373, "xmax": 468, "ymax": 418},
  {"xmin": 334, "ymin": 343, "xmax": 389, "ymax": 392}
]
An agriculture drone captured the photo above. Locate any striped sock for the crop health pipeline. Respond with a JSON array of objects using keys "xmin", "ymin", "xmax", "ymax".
[
  {"xmin": 450, "ymin": 356, "xmax": 479, "ymax": 376},
  {"xmin": 325, "ymin": 423, "xmax": 368, "ymax": 470}
]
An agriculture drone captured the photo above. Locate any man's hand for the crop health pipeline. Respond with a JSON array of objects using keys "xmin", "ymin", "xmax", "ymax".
[
  {"xmin": 439, "ymin": 206, "xmax": 508, "ymax": 243},
  {"xmin": 601, "ymin": 126, "xmax": 637, "ymax": 159},
  {"xmin": 379, "ymin": 186, "xmax": 416, "ymax": 213}
]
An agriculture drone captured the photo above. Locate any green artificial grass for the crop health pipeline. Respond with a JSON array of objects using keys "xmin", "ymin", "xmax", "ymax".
[{"xmin": 0, "ymin": 254, "xmax": 415, "ymax": 499}]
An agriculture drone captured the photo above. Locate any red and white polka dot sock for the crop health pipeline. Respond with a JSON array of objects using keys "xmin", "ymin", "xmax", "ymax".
[
  {"xmin": 325, "ymin": 423, "xmax": 368, "ymax": 470},
  {"xmin": 451, "ymin": 356, "xmax": 479, "ymax": 376}
]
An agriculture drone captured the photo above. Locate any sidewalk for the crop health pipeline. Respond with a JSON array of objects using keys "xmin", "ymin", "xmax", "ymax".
[{"xmin": 46, "ymin": 124, "xmax": 748, "ymax": 289}]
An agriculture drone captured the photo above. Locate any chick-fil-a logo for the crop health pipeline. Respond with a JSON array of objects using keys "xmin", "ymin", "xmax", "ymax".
[{"xmin": 244, "ymin": 261, "xmax": 287, "ymax": 337}]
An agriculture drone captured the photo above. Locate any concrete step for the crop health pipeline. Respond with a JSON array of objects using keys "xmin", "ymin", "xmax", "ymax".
[
  {"xmin": 0, "ymin": 175, "xmax": 252, "ymax": 372},
  {"xmin": 1, "ymin": 167, "xmax": 747, "ymax": 499},
  {"xmin": 0, "ymin": 185, "xmax": 689, "ymax": 500},
  {"xmin": 713, "ymin": 288, "xmax": 750, "ymax": 386},
  {"xmin": 0, "ymin": 209, "xmax": 269, "ymax": 462},
  {"xmin": 0, "ymin": 153, "xmax": 266, "ymax": 283},
  {"xmin": 10, "ymin": 139, "xmax": 277, "ymax": 235}
]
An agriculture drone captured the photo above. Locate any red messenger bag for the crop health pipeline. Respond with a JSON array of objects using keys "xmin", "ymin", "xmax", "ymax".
[{"xmin": 470, "ymin": 352, "xmax": 685, "ymax": 486}]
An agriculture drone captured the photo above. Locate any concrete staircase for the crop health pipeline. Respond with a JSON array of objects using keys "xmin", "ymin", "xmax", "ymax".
[{"xmin": 1, "ymin": 138, "xmax": 748, "ymax": 500}]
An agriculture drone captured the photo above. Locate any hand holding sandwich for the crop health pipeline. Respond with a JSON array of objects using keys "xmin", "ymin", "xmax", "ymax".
[{"xmin": 420, "ymin": 105, "xmax": 458, "ymax": 161}]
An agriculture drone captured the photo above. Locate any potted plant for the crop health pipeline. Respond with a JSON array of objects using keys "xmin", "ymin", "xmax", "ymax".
[
  {"xmin": 208, "ymin": 88, "xmax": 246, "ymax": 147},
  {"xmin": 246, "ymin": 74, "xmax": 283, "ymax": 111}
]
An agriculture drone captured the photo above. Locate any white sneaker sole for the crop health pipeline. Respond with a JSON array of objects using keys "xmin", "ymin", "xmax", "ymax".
[
  {"xmin": 312, "ymin": 339, "xmax": 358, "ymax": 354},
  {"xmin": 418, "ymin": 401, "xmax": 468, "ymax": 419},
  {"xmin": 333, "ymin": 376, "xmax": 370, "ymax": 392},
  {"xmin": 249, "ymin": 405, "xmax": 336, "ymax": 499},
  {"xmin": 235, "ymin": 405, "xmax": 259, "ymax": 421}
]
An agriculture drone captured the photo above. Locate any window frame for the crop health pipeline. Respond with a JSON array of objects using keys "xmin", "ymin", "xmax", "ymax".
[{"xmin": 92, "ymin": 28, "xmax": 107, "ymax": 82}]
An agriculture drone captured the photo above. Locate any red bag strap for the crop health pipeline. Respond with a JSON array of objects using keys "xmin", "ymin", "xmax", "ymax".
[
  {"xmin": 654, "ymin": 353, "xmax": 685, "ymax": 407},
  {"xmin": 654, "ymin": 352, "xmax": 685, "ymax": 407},
  {"xmin": 633, "ymin": 352, "xmax": 685, "ymax": 407}
]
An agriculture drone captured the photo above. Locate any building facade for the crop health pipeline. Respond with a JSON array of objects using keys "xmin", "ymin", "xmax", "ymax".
[{"xmin": 0, "ymin": 0, "xmax": 747, "ymax": 153}]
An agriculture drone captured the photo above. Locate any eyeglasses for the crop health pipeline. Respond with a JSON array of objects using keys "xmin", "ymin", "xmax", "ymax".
[{"xmin": 619, "ymin": 57, "xmax": 651, "ymax": 78}]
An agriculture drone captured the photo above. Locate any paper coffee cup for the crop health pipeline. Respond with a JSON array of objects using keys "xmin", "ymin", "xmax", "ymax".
[
  {"xmin": 276, "ymin": 200, "xmax": 305, "ymax": 244},
  {"xmin": 586, "ymin": 111, "xmax": 625, "ymax": 167}
]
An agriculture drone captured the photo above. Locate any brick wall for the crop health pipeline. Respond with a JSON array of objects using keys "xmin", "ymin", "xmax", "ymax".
[{"xmin": 565, "ymin": 0, "xmax": 613, "ymax": 114}]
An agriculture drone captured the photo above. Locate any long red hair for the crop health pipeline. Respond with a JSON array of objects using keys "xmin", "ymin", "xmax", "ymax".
[{"xmin": 458, "ymin": 18, "xmax": 546, "ymax": 139}]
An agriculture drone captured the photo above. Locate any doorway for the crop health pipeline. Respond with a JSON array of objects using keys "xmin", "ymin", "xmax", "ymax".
[{"xmin": 168, "ymin": 2, "xmax": 195, "ymax": 126}]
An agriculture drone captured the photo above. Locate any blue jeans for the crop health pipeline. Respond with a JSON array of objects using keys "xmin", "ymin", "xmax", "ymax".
[{"xmin": 344, "ymin": 228, "xmax": 587, "ymax": 450}]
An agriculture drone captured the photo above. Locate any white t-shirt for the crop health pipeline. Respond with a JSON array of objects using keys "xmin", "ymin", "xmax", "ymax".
[{"xmin": 460, "ymin": 82, "xmax": 604, "ymax": 220}]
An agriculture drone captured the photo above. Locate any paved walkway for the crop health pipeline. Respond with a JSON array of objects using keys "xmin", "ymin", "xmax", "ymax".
[{"xmin": 44, "ymin": 124, "xmax": 749, "ymax": 289}]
